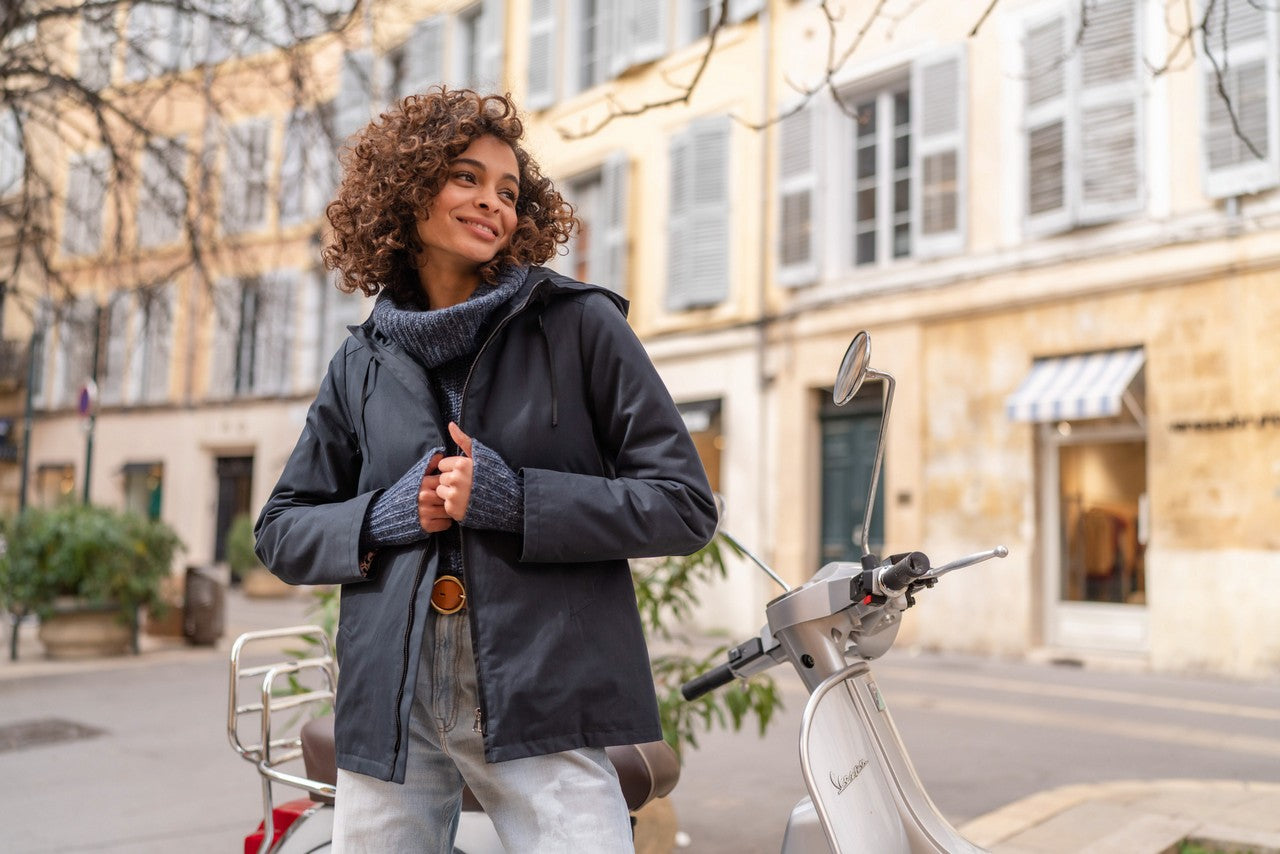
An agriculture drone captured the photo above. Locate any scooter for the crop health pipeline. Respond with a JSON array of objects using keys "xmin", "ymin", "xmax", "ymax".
[
  {"xmin": 227, "ymin": 620, "xmax": 681, "ymax": 853},
  {"xmin": 680, "ymin": 329, "xmax": 1008, "ymax": 853}
]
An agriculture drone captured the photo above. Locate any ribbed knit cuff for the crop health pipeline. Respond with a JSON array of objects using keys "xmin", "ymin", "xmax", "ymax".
[
  {"xmin": 462, "ymin": 439, "xmax": 524, "ymax": 533},
  {"xmin": 362, "ymin": 448, "xmax": 443, "ymax": 547}
]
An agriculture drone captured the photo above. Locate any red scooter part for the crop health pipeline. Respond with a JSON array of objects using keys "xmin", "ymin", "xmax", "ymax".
[{"xmin": 244, "ymin": 798, "xmax": 315, "ymax": 854}]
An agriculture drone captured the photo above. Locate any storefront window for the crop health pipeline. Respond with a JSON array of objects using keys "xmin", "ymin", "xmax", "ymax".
[
  {"xmin": 678, "ymin": 400, "xmax": 722, "ymax": 494},
  {"xmin": 35, "ymin": 463, "xmax": 75, "ymax": 507},
  {"xmin": 1058, "ymin": 439, "xmax": 1147, "ymax": 604},
  {"xmin": 123, "ymin": 462, "xmax": 163, "ymax": 520}
]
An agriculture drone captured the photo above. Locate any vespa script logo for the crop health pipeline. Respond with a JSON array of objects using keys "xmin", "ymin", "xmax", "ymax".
[{"xmin": 830, "ymin": 758, "xmax": 870, "ymax": 795}]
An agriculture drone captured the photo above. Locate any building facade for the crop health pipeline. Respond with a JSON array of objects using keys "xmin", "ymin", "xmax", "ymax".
[{"xmin": 6, "ymin": 0, "xmax": 1279, "ymax": 676}]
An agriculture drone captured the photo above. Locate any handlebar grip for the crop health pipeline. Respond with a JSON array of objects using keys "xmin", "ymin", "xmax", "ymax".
[
  {"xmin": 880, "ymin": 551, "xmax": 931, "ymax": 591},
  {"xmin": 681, "ymin": 661, "xmax": 736, "ymax": 701}
]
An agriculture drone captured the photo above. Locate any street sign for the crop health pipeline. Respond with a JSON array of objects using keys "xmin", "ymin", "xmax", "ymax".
[{"xmin": 77, "ymin": 379, "xmax": 97, "ymax": 418}]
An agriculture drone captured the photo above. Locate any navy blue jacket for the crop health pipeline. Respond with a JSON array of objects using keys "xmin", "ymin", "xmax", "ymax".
[{"xmin": 255, "ymin": 269, "xmax": 717, "ymax": 781}]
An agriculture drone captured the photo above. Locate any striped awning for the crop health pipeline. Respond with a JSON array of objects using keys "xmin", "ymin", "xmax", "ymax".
[{"xmin": 1005, "ymin": 348, "xmax": 1145, "ymax": 422}]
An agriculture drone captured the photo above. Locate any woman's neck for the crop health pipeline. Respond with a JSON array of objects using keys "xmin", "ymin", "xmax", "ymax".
[{"xmin": 417, "ymin": 258, "xmax": 481, "ymax": 309}]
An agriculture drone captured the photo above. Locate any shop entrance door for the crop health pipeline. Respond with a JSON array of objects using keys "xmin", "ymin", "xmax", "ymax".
[
  {"xmin": 1040, "ymin": 423, "xmax": 1148, "ymax": 653},
  {"xmin": 214, "ymin": 455, "xmax": 253, "ymax": 577},
  {"xmin": 819, "ymin": 388, "xmax": 885, "ymax": 565}
]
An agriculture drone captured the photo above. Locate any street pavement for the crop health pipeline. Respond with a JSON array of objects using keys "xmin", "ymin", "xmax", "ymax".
[{"xmin": 2, "ymin": 589, "xmax": 1279, "ymax": 853}]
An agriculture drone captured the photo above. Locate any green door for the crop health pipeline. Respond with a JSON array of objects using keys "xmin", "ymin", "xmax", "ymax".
[{"xmin": 820, "ymin": 392, "xmax": 885, "ymax": 564}]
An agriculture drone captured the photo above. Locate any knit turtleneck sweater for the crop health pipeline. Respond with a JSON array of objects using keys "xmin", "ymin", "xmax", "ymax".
[{"xmin": 361, "ymin": 266, "xmax": 529, "ymax": 565}]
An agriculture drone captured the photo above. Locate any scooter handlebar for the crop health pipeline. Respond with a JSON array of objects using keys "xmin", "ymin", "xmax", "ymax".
[
  {"xmin": 681, "ymin": 661, "xmax": 737, "ymax": 701},
  {"xmin": 879, "ymin": 551, "xmax": 931, "ymax": 592}
]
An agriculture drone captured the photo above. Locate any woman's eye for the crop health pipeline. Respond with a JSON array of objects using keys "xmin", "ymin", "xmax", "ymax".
[
  {"xmin": 500, "ymin": 190, "xmax": 517, "ymax": 203},
  {"xmin": 454, "ymin": 171, "xmax": 476, "ymax": 183}
]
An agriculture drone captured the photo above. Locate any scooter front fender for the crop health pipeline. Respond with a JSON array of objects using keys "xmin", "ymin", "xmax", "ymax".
[{"xmin": 792, "ymin": 662, "xmax": 987, "ymax": 854}]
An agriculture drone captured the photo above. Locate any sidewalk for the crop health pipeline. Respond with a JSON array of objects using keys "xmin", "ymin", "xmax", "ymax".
[
  {"xmin": 962, "ymin": 779, "xmax": 1280, "ymax": 854},
  {"xmin": 4, "ymin": 588, "xmax": 1280, "ymax": 853}
]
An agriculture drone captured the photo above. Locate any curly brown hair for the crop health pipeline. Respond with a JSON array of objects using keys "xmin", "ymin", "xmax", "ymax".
[{"xmin": 322, "ymin": 88, "xmax": 575, "ymax": 307}]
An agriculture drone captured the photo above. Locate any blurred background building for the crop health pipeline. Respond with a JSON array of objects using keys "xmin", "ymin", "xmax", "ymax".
[{"xmin": 2, "ymin": 0, "xmax": 1278, "ymax": 676}]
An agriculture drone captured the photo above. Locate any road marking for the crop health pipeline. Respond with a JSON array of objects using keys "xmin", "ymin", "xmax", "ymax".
[
  {"xmin": 878, "ymin": 666, "xmax": 1280, "ymax": 722},
  {"xmin": 886, "ymin": 690, "xmax": 1280, "ymax": 758}
]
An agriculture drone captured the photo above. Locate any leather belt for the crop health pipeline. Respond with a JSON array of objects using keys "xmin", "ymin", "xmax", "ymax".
[{"xmin": 430, "ymin": 575, "xmax": 466, "ymax": 614}]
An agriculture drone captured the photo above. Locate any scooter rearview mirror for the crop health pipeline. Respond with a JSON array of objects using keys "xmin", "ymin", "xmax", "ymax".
[{"xmin": 834, "ymin": 331, "xmax": 871, "ymax": 406}]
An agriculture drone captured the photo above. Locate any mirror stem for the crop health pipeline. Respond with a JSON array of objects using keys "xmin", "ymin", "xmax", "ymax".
[{"xmin": 720, "ymin": 530, "xmax": 791, "ymax": 592}]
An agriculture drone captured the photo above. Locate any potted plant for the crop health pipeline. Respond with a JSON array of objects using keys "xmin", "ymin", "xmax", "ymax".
[
  {"xmin": 0, "ymin": 503, "xmax": 183, "ymax": 659},
  {"xmin": 227, "ymin": 513, "xmax": 292, "ymax": 598}
]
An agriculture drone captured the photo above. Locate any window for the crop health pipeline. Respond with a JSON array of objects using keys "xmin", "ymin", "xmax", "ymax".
[
  {"xmin": 125, "ymin": 2, "xmax": 192, "ymax": 81},
  {"xmin": 79, "ymin": 6, "xmax": 117, "ymax": 91},
  {"xmin": 296, "ymin": 269, "xmax": 369, "ymax": 384},
  {"xmin": 678, "ymin": 400, "xmax": 722, "ymax": 493},
  {"xmin": 221, "ymin": 119, "xmax": 271, "ymax": 235},
  {"xmin": 50, "ymin": 298, "xmax": 99, "ymax": 410},
  {"xmin": 1199, "ymin": 0, "xmax": 1279, "ymax": 198},
  {"xmin": 0, "ymin": 108, "xmax": 22, "ymax": 198},
  {"xmin": 1021, "ymin": 0, "xmax": 1143, "ymax": 233},
  {"xmin": 667, "ymin": 116, "xmax": 730, "ymax": 310},
  {"xmin": 139, "ymin": 136, "xmax": 187, "ymax": 247},
  {"xmin": 123, "ymin": 463, "xmax": 164, "ymax": 520},
  {"xmin": 456, "ymin": 4, "xmax": 484, "ymax": 89},
  {"xmin": 560, "ymin": 153, "xmax": 629, "ymax": 294},
  {"xmin": 280, "ymin": 106, "xmax": 339, "ymax": 226},
  {"xmin": 210, "ymin": 272, "xmax": 297, "ymax": 398},
  {"xmin": 63, "ymin": 149, "xmax": 109, "ymax": 256},
  {"xmin": 453, "ymin": 1, "xmax": 505, "ymax": 91},
  {"xmin": 129, "ymin": 286, "xmax": 174, "ymax": 404},
  {"xmin": 777, "ymin": 47, "xmax": 966, "ymax": 285},
  {"xmin": 334, "ymin": 50, "xmax": 373, "ymax": 140},
  {"xmin": 36, "ymin": 464, "xmax": 76, "ymax": 508},
  {"xmin": 527, "ymin": 0, "xmax": 666, "ymax": 107},
  {"xmin": 390, "ymin": 17, "xmax": 445, "ymax": 99},
  {"xmin": 679, "ymin": 0, "xmax": 720, "ymax": 45}
]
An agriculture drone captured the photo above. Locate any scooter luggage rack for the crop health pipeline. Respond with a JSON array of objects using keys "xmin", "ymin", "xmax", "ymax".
[{"xmin": 228, "ymin": 625, "xmax": 338, "ymax": 854}]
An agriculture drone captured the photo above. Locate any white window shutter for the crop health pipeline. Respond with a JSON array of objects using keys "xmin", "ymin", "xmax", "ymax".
[
  {"xmin": 31, "ymin": 300, "xmax": 52, "ymax": 409},
  {"xmin": 63, "ymin": 149, "xmax": 108, "ymax": 256},
  {"xmin": 1023, "ymin": 13, "xmax": 1071, "ymax": 234},
  {"xmin": 141, "ymin": 284, "xmax": 174, "ymax": 403},
  {"xmin": 595, "ymin": 151, "xmax": 630, "ymax": 296},
  {"xmin": 1078, "ymin": 0, "xmax": 1142, "ymax": 223},
  {"xmin": 79, "ymin": 6, "xmax": 116, "ymax": 90},
  {"xmin": 100, "ymin": 291, "xmax": 130, "ymax": 406},
  {"xmin": 911, "ymin": 45, "xmax": 966, "ymax": 259},
  {"xmin": 668, "ymin": 117, "xmax": 730, "ymax": 310},
  {"xmin": 1200, "ymin": 0, "xmax": 1279, "ymax": 198},
  {"xmin": 0, "ymin": 108, "xmax": 22, "ymax": 197},
  {"xmin": 402, "ymin": 17, "xmax": 446, "ymax": 98},
  {"xmin": 624, "ymin": 0, "xmax": 667, "ymax": 72},
  {"xmin": 527, "ymin": 0, "xmax": 557, "ymax": 109},
  {"xmin": 728, "ymin": 0, "xmax": 764, "ymax": 24},
  {"xmin": 666, "ymin": 133, "xmax": 692, "ymax": 309},
  {"xmin": 139, "ymin": 136, "xmax": 187, "ymax": 248},
  {"xmin": 336, "ymin": 50, "xmax": 374, "ymax": 140},
  {"xmin": 776, "ymin": 100, "xmax": 820, "ymax": 286},
  {"xmin": 254, "ymin": 270, "xmax": 296, "ymax": 396},
  {"xmin": 209, "ymin": 278, "xmax": 241, "ymax": 399},
  {"xmin": 479, "ymin": 0, "xmax": 508, "ymax": 91}
]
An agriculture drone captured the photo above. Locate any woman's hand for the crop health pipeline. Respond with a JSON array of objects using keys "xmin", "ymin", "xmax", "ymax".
[
  {"xmin": 437, "ymin": 422, "xmax": 474, "ymax": 521},
  {"xmin": 417, "ymin": 453, "xmax": 453, "ymax": 533}
]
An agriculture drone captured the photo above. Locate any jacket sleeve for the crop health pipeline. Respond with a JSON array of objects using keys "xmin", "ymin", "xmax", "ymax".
[
  {"xmin": 520, "ymin": 295, "xmax": 717, "ymax": 563},
  {"xmin": 254, "ymin": 345, "xmax": 378, "ymax": 586}
]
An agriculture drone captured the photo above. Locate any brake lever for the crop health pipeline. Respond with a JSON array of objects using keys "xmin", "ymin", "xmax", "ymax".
[{"xmin": 921, "ymin": 546, "xmax": 1008, "ymax": 580}]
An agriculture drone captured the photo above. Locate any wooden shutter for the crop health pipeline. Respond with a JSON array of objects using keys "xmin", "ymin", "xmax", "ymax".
[
  {"xmin": 594, "ymin": 152, "xmax": 630, "ymax": 296},
  {"xmin": 728, "ymin": 0, "xmax": 764, "ymax": 24},
  {"xmin": 100, "ymin": 291, "xmax": 130, "ymax": 406},
  {"xmin": 624, "ymin": 0, "xmax": 667, "ymax": 72},
  {"xmin": 253, "ymin": 270, "xmax": 297, "ymax": 396},
  {"xmin": 1078, "ymin": 0, "xmax": 1142, "ymax": 222},
  {"xmin": 527, "ymin": 0, "xmax": 557, "ymax": 109},
  {"xmin": 63, "ymin": 149, "xmax": 108, "ymax": 256},
  {"xmin": 667, "ymin": 117, "xmax": 730, "ymax": 310},
  {"xmin": 777, "ymin": 101, "xmax": 819, "ymax": 286},
  {"xmin": 1200, "ymin": 0, "xmax": 1279, "ymax": 198},
  {"xmin": 336, "ymin": 50, "xmax": 374, "ymax": 140},
  {"xmin": 479, "ymin": 0, "xmax": 507, "ymax": 91},
  {"xmin": 401, "ymin": 17, "xmax": 446, "ymax": 98},
  {"xmin": 209, "ymin": 278, "xmax": 241, "ymax": 399},
  {"xmin": 141, "ymin": 284, "xmax": 174, "ymax": 403},
  {"xmin": 1023, "ymin": 13, "xmax": 1070, "ymax": 233},
  {"xmin": 0, "ymin": 108, "xmax": 21, "ymax": 197},
  {"xmin": 79, "ymin": 6, "xmax": 116, "ymax": 90},
  {"xmin": 139, "ymin": 136, "xmax": 186, "ymax": 247},
  {"xmin": 911, "ymin": 45, "xmax": 966, "ymax": 258}
]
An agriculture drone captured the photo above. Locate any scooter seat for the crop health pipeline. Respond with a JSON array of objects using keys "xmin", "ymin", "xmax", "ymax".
[{"xmin": 300, "ymin": 715, "xmax": 679, "ymax": 813}]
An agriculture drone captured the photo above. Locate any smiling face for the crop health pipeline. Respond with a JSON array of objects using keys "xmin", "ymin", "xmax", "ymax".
[{"xmin": 415, "ymin": 135, "xmax": 521, "ymax": 284}]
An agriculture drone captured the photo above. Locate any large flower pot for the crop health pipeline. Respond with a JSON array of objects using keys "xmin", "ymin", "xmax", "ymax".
[{"xmin": 37, "ymin": 604, "xmax": 133, "ymax": 659}]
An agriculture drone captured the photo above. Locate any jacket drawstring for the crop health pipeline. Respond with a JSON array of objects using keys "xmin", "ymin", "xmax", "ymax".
[{"xmin": 537, "ymin": 313, "xmax": 559, "ymax": 428}]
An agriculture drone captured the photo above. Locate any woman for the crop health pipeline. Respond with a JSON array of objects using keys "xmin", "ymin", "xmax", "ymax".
[{"xmin": 254, "ymin": 88, "xmax": 716, "ymax": 852}]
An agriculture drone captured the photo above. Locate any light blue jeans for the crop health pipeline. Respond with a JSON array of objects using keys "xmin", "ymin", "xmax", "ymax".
[{"xmin": 332, "ymin": 609, "xmax": 635, "ymax": 853}]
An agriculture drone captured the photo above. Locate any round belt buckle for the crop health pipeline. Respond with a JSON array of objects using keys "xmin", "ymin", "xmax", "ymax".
[{"xmin": 431, "ymin": 575, "xmax": 466, "ymax": 614}]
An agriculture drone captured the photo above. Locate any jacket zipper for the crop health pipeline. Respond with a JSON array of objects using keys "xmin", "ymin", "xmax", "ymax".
[
  {"xmin": 391, "ymin": 555, "xmax": 430, "ymax": 757},
  {"xmin": 452, "ymin": 282, "xmax": 545, "ymax": 748}
]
